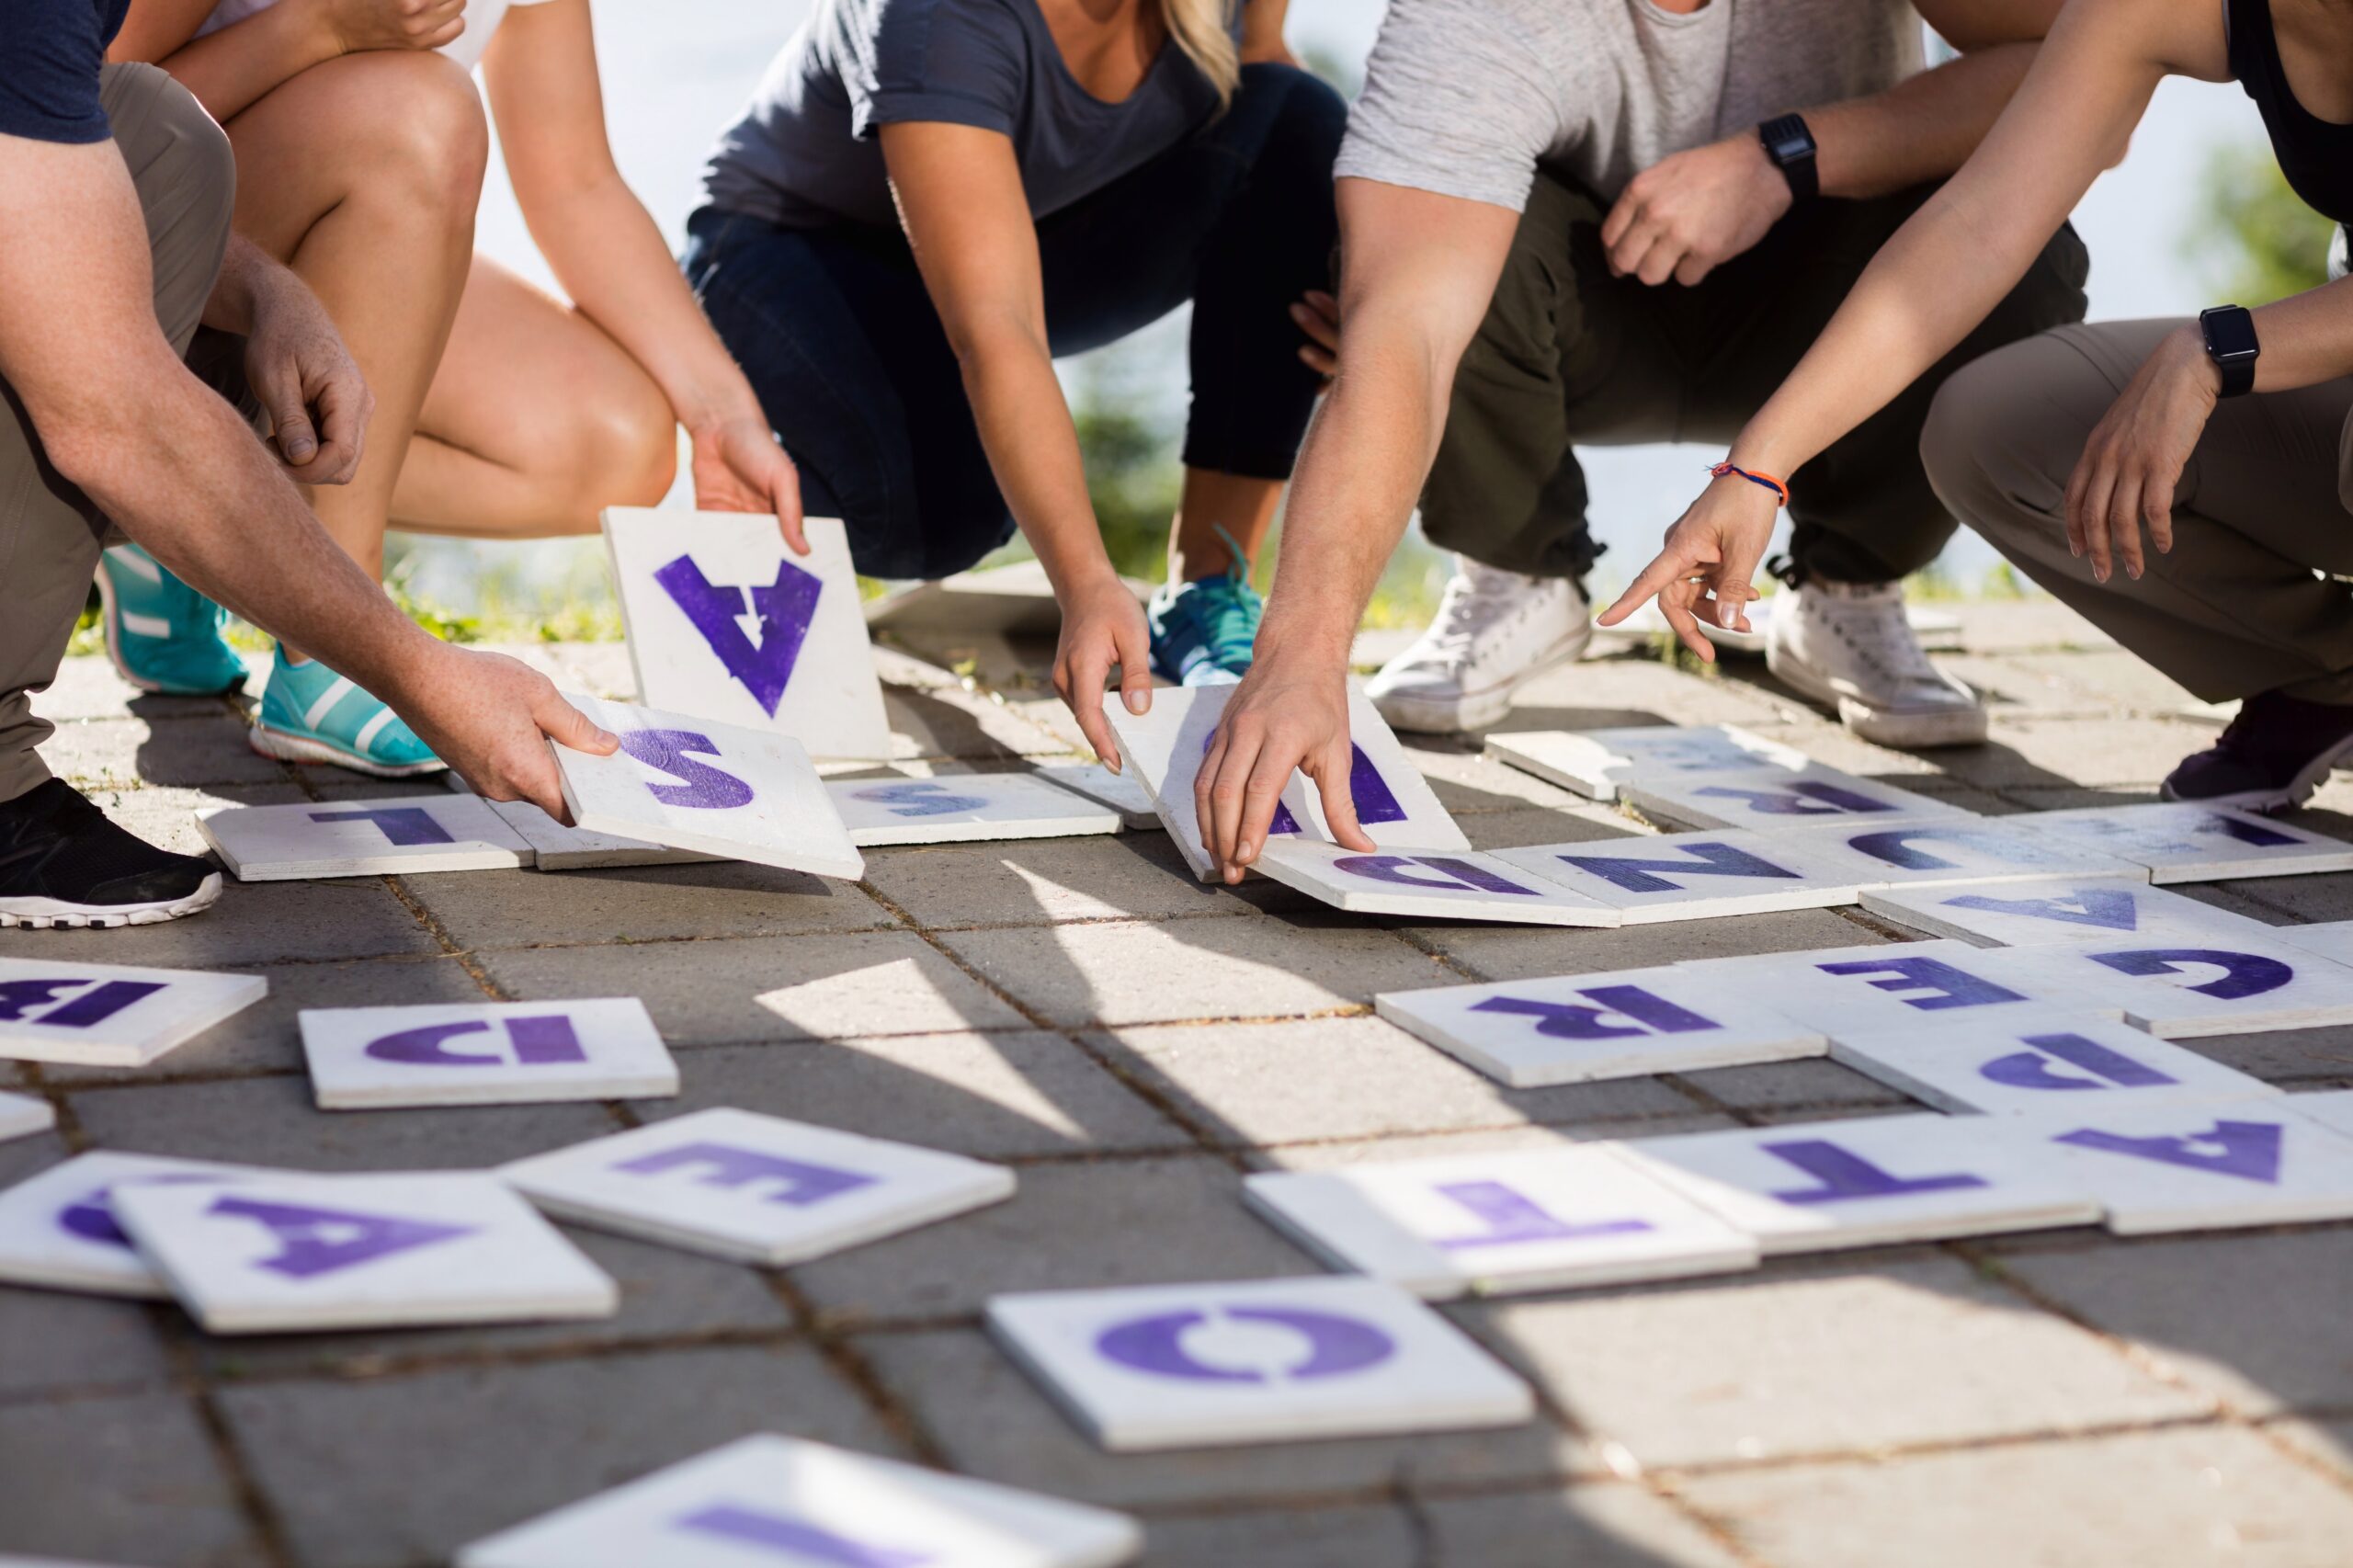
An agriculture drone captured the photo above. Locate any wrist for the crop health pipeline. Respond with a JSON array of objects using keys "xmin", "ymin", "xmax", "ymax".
[
  {"xmin": 2168, "ymin": 324, "xmax": 2223, "ymax": 400},
  {"xmin": 296, "ymin": 0, "xmax": 350, "ymax": 57}
]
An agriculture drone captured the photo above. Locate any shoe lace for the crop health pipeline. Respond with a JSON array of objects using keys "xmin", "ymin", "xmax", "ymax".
[
  {"xmin": 1416, "ymin": 562, "xmax": 1536, "ymax": 670},
  {"xmin": 1810, "ymin": 586, "xmax": 1944, "ymax": 688}
]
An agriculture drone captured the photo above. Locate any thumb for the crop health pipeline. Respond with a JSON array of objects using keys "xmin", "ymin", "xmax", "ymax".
[
  {"xmin": 538, "ymin": 691, "xmax": 620, "ymax": 756},
  {"xmin": 1316, "ymin": 741, "xmax": 1374, "ymax": 852},
  {"xmin": 258, "ymin": 365, "xmax": 318, "ymax": 466}
]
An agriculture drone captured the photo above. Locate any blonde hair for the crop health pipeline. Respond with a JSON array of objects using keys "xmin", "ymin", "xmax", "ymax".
[{"xmin": 1161, "ymin": 0, "xmax": 1239, "ymax": 107}]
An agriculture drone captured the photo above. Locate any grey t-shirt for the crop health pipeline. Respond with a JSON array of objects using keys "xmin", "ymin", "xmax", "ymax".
[
  {"xmin": 1337, "ymin": 0, "xmax": 1926, "ymax": 211},
  {"xmin": 704, "ymin": 0, "xmax": 1224, "ymax": 229}
]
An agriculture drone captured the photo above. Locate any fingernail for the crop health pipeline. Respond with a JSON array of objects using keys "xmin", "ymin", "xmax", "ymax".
[
  {"xmin": 1125, "ymin": 689, "xmax": 1147, "ymax": 714},
  {"xmin": 1238, "ymin": 841, "xmax": 1256, "ymax": 862}
]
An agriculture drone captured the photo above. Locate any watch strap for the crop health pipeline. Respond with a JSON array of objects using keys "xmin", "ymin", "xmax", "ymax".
[{"xmin": 2200, "ymin": 304, "xmax": 2259, "ymax": 398}]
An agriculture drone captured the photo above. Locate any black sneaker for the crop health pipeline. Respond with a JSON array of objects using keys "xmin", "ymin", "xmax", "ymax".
[
  {"xmin": 0, "ymin": 779, "xmax": 221, "ymax": 929},
  {"xmin": 2162, "ymin": 689, "xmax": 2353, "ymax": 811}
]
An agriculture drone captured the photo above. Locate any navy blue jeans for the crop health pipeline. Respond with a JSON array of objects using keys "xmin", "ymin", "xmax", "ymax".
[{"xmin": 682, "ymin": 63, "xmax": 1346, "ymax": 581}]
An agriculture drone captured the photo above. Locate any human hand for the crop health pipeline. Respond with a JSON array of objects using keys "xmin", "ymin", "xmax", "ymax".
[
  {"xmin": 1193, "ymin": 649, "xmax": 1373, "ymax": 883},
  {"xmin": 1598, "ymin": 469, "xmax": 1782, "ymax": 660},
  {"xmin": 1290, "ymin": 289, "xmax": 1339, "ymax": 379},
  {"xmin": 312, "ymin": 0, "xmax": 466, "ymax": 53},
  {"xmin": 2062, "ymin": 324, "xmax": 2214, "ymax": 582},
  {"xmin": 1600, "ymin": 133, "xmax": 1791, "ymax": 288},
  {"xmin": 243, "ymin": 259, "xmax": 373, "ymax": 484},
  {"xmin": 393, "ymin": 645, "xmax": 618, "ymax": 824},
  {"xmin": 1054, "ymin": 572, "xmax": 1154, "ymax": 770},
  {"xmin": 691, "ymin": 413, "xmax": 808, "ymax": 555}
]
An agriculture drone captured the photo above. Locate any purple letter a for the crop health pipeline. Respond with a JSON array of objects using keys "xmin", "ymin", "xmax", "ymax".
[{"xmin": 209, "ymin": 1196, "xmax": 474, "ymax": 1278}]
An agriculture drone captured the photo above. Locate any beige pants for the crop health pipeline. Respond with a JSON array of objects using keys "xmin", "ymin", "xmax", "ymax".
[
  {"xmin": 1924, "ymin": 318, "xmax": 2353, "ymax": 703},
  {"xmin": 0, "ymin": 64, "xmax": 235, "ymax": 804}
]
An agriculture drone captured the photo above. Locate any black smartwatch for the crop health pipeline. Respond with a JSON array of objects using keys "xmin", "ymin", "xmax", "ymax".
[
  {"xmin": 2200, "ymin": 304, "xmax": 2259, "ymax": 398},
  {"xmin": 1758, "ymin": 113, "xmax": 1819, "ymax": 203}
]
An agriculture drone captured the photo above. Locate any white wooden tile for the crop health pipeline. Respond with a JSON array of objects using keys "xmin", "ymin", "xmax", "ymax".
[
  {"xmin": 456, "ymin": 1434, "xmax": 1142, "ymax": 1568},
  {"xmin": 498, "ymin": 1108, "xmax": 1015, "ymax": 1267},
  {"xmin": 0, "ymin": 957, "xmax": 267, "ymax": 1067},
  {"xmin": 1775, "ymin": 818, "xmax": 2150, "ymax": 890},
  {"xmin": 113, "ymin": 1170, "xmax": 617, "ymax": 1335},
  {"xmin": 198, "ymin": 794, "xmax": 533, "ymax": 881},
  {"xmin": 825, "ymin": 772, "xmax": 1120, "ymax": 847},
  {"xmin": 299, "ymin": 998, "xmax": 678, "ymax": 1111},
  {"xmin": 1250, "ymin": 839, "xmax": 1619, "ymax": 926},
  {"xmin": 2018, "ymin": 802, "xmax": 2353, "ymax": 884},
  {"xmin": 1860, "ymin": 877, "xmax": 2275, "ymax": 949},
  {"xmin": 2268, "ymin": 920, "xmax": 2353, "ymax": 967},
  {"xmin": 985, "ymin": 1276, "xmax": 1533, "ymax": 1451},
  {"xmin": 863, "ymin": 558, "xmax": 1148, "ymax": 639},
  {"xmin": 1374, "ymin": 965, "xmax": 1826, "ymax": 1087},
  {"xmin": 1036, "ymin": 763, "xmax": 1161, "ymax": 832},
  {"xmin": 1687, "ymin": 939, "xmax": 2099, "ymax": 1038},
  {"xmin": 1610, "ymin": 1114, "xmax": 2100, "ymax": 1253},
  {"xmin": 0, "ymin": 1151, "xmax": 271, "ymax": 1298},
  {"xmin": 604, "ymin": 508, "xmax": 892, "ymax": 761},
  {"xmin": 1971, "ymin": 935, "xmax": 2353, "ymax": 1039},
  {"xmin": 1108, "ymin": 686, "xmax": 1468, "ymax": 880},
  {"xmin": 1482, "ymin": 725, "xmax": 1807, "ymax": 802},
  {"xmin": 1620, "ymin": 763, "xmax": 1972, "ymax": 832},
  {"xmin": 1242, "ymin": 1146, "xmax": 1757, "ymax": 1300},
  {"xmin": 2286, "ymin": 1089, "xmax": 2353, "ymax": 1140},
  {"xmin": 0, "ymin": 1093, "xmax": 51, "ymax": 1144},
  {"xmin": 1828, "ymin": 1010, "xmax": 2284, "ymax": 1115},
  {"xmin": 486, "ymin": 798, "xmax": 717, "ymax": 871},
  {"xmin": 2005, "ymin": 1101, "xmax": 2353, "ymax": 1233},
  {"xmin": 1492, "ymin": 829, "xmax": 1861, "ymax": 922},
  {"xmin": 553, "ymin": 694, "xmax": 863, "ymax": 880}
]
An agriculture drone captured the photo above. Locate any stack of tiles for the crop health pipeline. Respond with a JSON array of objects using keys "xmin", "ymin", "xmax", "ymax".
[
  {"xmin": 1618, "ymin": 760, "xmax": 1970, "ymax": 833},
  {"xmin": 1035, "ymin": 761, "xmax": 1162, "ymax": 831},
  {"xmin": 1249, "ymin": 839, "xmax": 1622, "ymax": 926},
  {"xmin": 199, "ymin": 795, "xmax": 533, "ymax": 881},
  {"xmin": 457, "ymin": 1435, "xmax": 1142, "ymax": 1568},
  {"xmin": 603, "ymin": 508, "xmax": 893, "ymax": 761},
  {"xmin": 1489, "ymin": 830, "xmax": 1863, "ymax": 922},
  {"xmin": 1861, "ymin": 877, "xmax": 2275, "ymax": 948}
]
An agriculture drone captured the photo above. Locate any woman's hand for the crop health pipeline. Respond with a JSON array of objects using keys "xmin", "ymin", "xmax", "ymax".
[
  {"xmin": 2063, "ymin": 324, "xmax": 2215, "ymax": 583},
  {"xmin": 310, "ymin": 0, "xmax": 467, "ymax": 54},
  {"xmin": 1054, "ymin": 571, "xmax": 1154, "ymax": 771},
  {"xmin": 1290, "ymin": 289, "xmax": 1339, "ymax": 379},
  {"xmin": 690, "ymin": 414, "xmax": 809, "ymax": 556},
  {"xmin": 1598, "ymin": 470, "xmax": 1783, "ymax": 660}
]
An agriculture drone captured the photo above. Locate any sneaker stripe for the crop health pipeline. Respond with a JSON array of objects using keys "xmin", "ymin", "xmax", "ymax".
[
  {"xmin": 351, "ymin": 705, "xmax": 399, "ymax": 755},
  {"xmin": 104, "ymin": 545, "xmax": 162, "ymax": 584},
  {"xmin": 302, "ymin": 675, "xmax": 356, "ymax": 732},
  {"xmin": 119, "ymin": 610, "xmax": 172, "ymax": 638}
]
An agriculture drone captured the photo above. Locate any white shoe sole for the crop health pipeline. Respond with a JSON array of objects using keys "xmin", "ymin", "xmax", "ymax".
[
  {"xmin": 1766, "ymin": 642, "xmax": 1987, "ymax": 749},
  {"xmin": 1370, "ymin": 620, "xmax": 1595, "ymax": 735},
  {"xmin": 0, "ymin": 872, "xmax": 222, "ymax": 929},
  {"xmin": 249, "ymin": 725, "xmax": 447, "ymax": 779}
]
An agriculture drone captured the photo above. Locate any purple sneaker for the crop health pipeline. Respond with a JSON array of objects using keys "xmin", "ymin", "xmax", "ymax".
[{"xmin": 2162, "ymin": 689, "xmax": 2353, "ymax": 811}]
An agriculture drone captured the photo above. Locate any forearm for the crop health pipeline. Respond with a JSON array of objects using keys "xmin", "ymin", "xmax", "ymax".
[
  {"xmin": 1806, "ymin": 42, "xmax": 2040, "ymax": 199},
  {"xmin": 2250, "ymin": 276, "xmax": 2353, "ymax": 392},
  {"xmin": 956, "ymin": 331, "xmax": 1117, "ymax": 594},
  {"xmin": 526, "ymin": 176, "xmax": 755, "ymax": 432},
  {"xmin": 131, "ymin": 0, "xmax": 338, "ymax": 120}
]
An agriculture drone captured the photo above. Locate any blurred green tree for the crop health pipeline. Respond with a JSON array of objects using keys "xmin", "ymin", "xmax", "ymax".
[{"xmin": 2183, "ymin": 141, "xmax": 2334, "ymax": 304}]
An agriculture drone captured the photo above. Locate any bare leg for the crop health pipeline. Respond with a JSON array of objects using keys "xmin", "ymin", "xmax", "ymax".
[
  {"xmin": 392, "ymin": 256, "xmax": 677, "ymax": 538},
  {"xmin": 1166, "ymin": 469, "xmax": 1284, "ymax": 581},
  {"xmin": 223, "ymin": 50, "xmax": 485, "ymax": 608}
]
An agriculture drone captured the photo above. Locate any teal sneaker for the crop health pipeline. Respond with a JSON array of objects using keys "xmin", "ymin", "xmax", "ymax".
[
  {"xmin": 94, "ymin": 544, "xmax": 247, "ymax": 695},
  {"xmin": 1148, "ymin": 545, "xmax": 1264, "ymax": 687},
  {"xmin": 251, "ymin": 647, "xmax": 445, "ymax": 778}
]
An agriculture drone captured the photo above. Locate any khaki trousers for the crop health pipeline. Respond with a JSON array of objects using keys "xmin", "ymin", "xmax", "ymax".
[
  {"xmin": 0, "ymin": 64, "xmax": 235, "ymax": 804},
  {"xmin": 1923, "ymin": 318, "xmax": 2353, "ymax": 704},
  {"xmin": 1422, "ymin": 172, "xmax": 2092, "ymax": 585}
]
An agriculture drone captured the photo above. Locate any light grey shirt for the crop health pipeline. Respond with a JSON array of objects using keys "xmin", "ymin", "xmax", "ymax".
[{"xmin": 1337, "ymin": 0, "xmax": 1927, "ymax": 210}]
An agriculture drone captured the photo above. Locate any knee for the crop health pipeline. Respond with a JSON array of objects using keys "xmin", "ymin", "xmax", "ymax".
[
  {"xmin": 107, "ymin": 64, "xmax": 237, "ymax": 241},
  {"xmin": 564, "ymin": 374, "xmax": 679, "ymax": 518},
  {"xmin": 334, "ymin": 52, "xmax": 489, "ymax": 214}
]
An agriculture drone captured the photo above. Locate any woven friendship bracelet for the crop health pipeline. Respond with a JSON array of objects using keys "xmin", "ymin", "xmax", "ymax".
[{"xmin": 1708, "ymin": 460, "xmax": 1790, "ymax": 507}]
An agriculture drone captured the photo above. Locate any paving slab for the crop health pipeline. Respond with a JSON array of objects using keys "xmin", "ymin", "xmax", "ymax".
[
  {"xmin": 65, "ymin": 1072, "xmax": 620, "ymax": 1171},
  {"xmin": 0, "ymin": 1392, "xmax": 260, "ymax": 1567},
  {"xmin": 76, "ymin": 780, "xmax": 306, "ymax": 856},
  {"xmin": 1938, "ymin": 717, "xmax": 2222, "ymax": 790},
  {"xmin": 792, "ymin": 1154, "xmax": 1314, "ymax": 1323},
  {"xmin": 858, "ymin": 833, "xmax": 1314, "ymax": 927},
  {"xmin": 1453, "ymin": 1253, "xmax": 2209, "ymax": 1469},
  {"xmin": 1677, "ymin": 1424, "xmax": 2353, "ymax": 1568},
  {"xmin": 1096, "ymin": 1016, "xmax": 1699, "ymax": 1147},
  {"xmin": 1990, "ymin": 1230, "xmax": 2353, "ymax": 1417},
  {"xmin": 0, "ymin": 875, "xmax": 441, "ymax": 967},
  {"xmin": 1420, "ymin": 1483, "xmax": 1745, "ymax": 1568},
  {"xmin": 1133, "ymin": 1503, "xmax": 1420, "ymax": 1568},
  {"xmin": 405, "ymin": 859, "xmax": 899, "ymax": 949},
  {"xmin": 938, "ymin": 916, "xmax": 1452, "ymax": 1029},
  {"xmin": 28, "ymin": 654, "xmax": 245, "ymax": 722},
  {"xmin": 2266, "ymin": 1415, "xmax": 2353, "ymax": 1481},
  {"xmin": 0, "ymin": 1278, "xmax": 177, "ymax": 1399},
  {"xmin": 858, "ymin": 1327, "xmax": 1592, "ymax": 1509},
  {"xmin": 645, "ymin": 1031, "xmax": 1186, "ymax": 1159},
  {"xmin": 37, "ymin": 712, "xmax": 289, "ymax": 789},
  {"xmin": 217, "ymin": 1345, "xmax": 902, "ymax": 1568},
  {"xmin": 1502, "ymin": 655, "xmax": 1792, "ymax": 732},
  {"xmin": 478, "ymin": 930, "xmax": 1028, "ymax": 1044},
  {"xmin": 2172, "ymin": 1025, "xmax": 2353, "ymax": 1085}
]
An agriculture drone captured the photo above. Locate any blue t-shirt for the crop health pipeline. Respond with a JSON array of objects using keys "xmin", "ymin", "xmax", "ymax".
[
  {"xmin": 702, "ymin": 0, "xmax": 1227, "ymax": 229},
  {"xmin": 1, "ymin": 0, "xmax": 131, "ymax": 144}
]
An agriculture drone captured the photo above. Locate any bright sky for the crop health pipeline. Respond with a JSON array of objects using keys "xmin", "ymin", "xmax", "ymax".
[{"xmin": 464, "ymin": 0, "xmax": 2281, "ymax": 592}]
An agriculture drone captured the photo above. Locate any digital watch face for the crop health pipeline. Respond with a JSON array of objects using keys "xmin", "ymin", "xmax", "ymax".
[
  {"xmin": 2205, "ymin": 311, "xmax": 2258, "ymax": 360},
  {"xmin": 1770, "ymin": 131, "xmax": 1812, "ymax": 163}
]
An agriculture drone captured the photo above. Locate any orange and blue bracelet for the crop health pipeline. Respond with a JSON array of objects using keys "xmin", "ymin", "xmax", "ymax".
[{"xmin": 1709, "ymin": 460, "xmax": 1790, "ymax": 507}]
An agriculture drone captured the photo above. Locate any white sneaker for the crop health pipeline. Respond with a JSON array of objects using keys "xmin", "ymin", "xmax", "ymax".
[
  {"xmin": 1366, "ymin": 557, "xmax": 1592, "ymax": 733},
  {"xmin": 1766, "ymin": 579, "xmax": 1986, "ymax": 748}
]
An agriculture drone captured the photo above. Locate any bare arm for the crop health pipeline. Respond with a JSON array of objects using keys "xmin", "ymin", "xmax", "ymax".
[
  {"xmin": 1239, "ymin": 0, "xmax": 1296, "ymax": 66},
  {"xmin": 112, "ymin": 0, "xmax": 461, "ymax": 121},
  {"xmin": 1193, "ymin": 178, "xmax": 1520, "ymax": 880},
  {"xmin": 880, "ymin": 117, "xmax": 1154, "ymax": 767},
  {"xmin": 482, "ymin": 0, "xmax": 803, "ymax": 548},
  {"xmin": 0, "ymin": 132, "xmax": 609, "ymax": 812}
]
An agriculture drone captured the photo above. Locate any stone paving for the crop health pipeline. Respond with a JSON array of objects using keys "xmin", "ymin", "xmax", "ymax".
[{"xmin": 6, "ymin": 601, "xmax": 2353, "ymax": 1567}]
